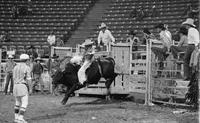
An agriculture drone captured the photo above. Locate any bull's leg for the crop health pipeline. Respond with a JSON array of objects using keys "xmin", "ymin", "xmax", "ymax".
[
  {"xmin": 61, "ymin": 84, "xmax": 77, "ymax": 105},
  {"xmin": 105, "ymin": 78, "xmax": 114, "ymax": 101}
]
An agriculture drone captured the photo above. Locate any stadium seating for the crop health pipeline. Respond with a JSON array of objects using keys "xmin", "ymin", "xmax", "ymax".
[
  {"xmin": 0, "ymin": 0, "xmax": 96, "ymax": 51},
  {"xmin": 0, "ymin": 0, "xmax": 198, "ymax": 51},
  {"xmin": 89, "ymin": 0, "xmax": 198, "ymax": 42}
]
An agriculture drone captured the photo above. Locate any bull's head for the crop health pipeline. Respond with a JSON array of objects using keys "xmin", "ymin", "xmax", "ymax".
[{"xmin": 51, "ymin": 68, "xmax": 64, "ymax": 90}]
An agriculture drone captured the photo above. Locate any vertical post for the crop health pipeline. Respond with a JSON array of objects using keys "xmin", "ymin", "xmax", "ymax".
[
  {"xmin": 49, "ymin": 45, "xmax": 52, "ymax": 93},
  {"xmin": 0, "ymin": 48, "xmax": 2, "ymax": 91},
  {"xmin": 145, "ymin": 39, "xmax": 149, "ymax": 105},
  {"xmin": 145, "ymin": 39, "xmax": 153, "ymax": 106}
]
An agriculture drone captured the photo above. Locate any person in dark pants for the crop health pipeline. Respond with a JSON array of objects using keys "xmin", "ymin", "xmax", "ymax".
[
  {"xmin": 170, "ymin": 26, "xmax": 188, "ymax": 59},
  {"xmin": 151, "ymin": 23, "xmax": 172, "ymax": 61},
  {"xmin": 182, "ymin": 18, "xmax": 199, "ymax": 80},
  {"xmin": 4, "ymin": 55, "xmax": 16, "ymax": 95},
  {"xmin": 32, "ymin": 57, "xmax": 44, "ymax": 94}
]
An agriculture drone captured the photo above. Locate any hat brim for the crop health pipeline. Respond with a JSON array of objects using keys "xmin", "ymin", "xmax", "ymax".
[
  {"xmin": 182, "ymin": 22, "xmax": 196, "ymax": 27},
  {"xmin": 99, "ymin": 26, "xmax": 107, "ymax": 29}
]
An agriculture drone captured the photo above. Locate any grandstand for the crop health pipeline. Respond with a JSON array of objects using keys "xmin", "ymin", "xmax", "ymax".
[{"xmin": 0, "ymin": 0, "xmax": 199, "ymax": 56}]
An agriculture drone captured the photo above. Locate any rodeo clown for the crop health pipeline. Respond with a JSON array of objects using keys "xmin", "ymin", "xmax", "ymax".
[
  {"xmin": 70, "ymin": 39, "xmax": 95, "ymax": 85},
  {"xmin": 13, "ymin": 54, "xmax": 32, "ymax": 123}
]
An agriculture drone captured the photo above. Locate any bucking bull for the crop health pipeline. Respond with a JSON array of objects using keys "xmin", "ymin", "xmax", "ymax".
[{"xmin": 51, "ymin": 56, "xmax": 118, "ymax": 105}]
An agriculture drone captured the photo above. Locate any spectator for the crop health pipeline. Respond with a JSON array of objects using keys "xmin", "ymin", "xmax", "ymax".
[
  {"xmin": 150, "ymin": 5, "xmax": 159, "ymax": 17},
  {"xmin": 4, "ymin": 55, "xmax": 16, "ymax": 95},
  {"xmin": 27, "ymin": 45, "xmax": 38, "ymax": 59},
  {"xmin": 182, "ymin": 18, "xmax": 200, "ymax": 80},
  {"xmin": 170, "ymin": 27, "xmax": 188, "ymax": 59},
  {"xmin": 62, "ymin": 32, "xmax": 68, "ymax": 44},
  {"xmin": 183, "ymin": 4, "xmax": 199, "ymax": 18},
  {"xmin": 126, "ymin": 30, "xmax": 140, "ymax": 51},
  {"xmin": 97, "ymin": 23, "xmax": 115, "ymax": 52},
  {"xmin": 2, "ymin": 47, "xmax": 7, "ymax": 59},
  {"xmin": 152, "ymin": 23, "xmax": 172, "ymax": 61},
  {"xmin": 56, "ymin": 37, "xmax": 64, "ymax": 47},
  {"xmin": 0, "ymin": 31, "xmax": 12, "ymax": 42},
  {"xmin": 32, "ymin": 57, "xmax": 44, "ymax": 94},
  {"xmin": 136, "ymin": 6, "xmax": 145, "ymax": 21},
  {"xmin": 11, "ymin": 4, "xmax": 19, "ymax": 19},
  {"xmin": 27, "ymin": 0, "xmax": 33, "ymax": 15},
  {"xmin": 129, "ymin": 6, "xmax": 137, "ymax": 18},
  {"xmin": 47, "ymin": 31, "xmax": 56, "ymax": 46}
]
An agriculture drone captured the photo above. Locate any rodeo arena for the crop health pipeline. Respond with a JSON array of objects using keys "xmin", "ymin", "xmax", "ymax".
[{"xmin": 0, "ymin": 0, "xmax": 200, "ymax": 123}]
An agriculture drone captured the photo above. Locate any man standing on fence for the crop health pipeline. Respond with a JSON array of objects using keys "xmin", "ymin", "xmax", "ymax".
[
  {"xmin": 182, "ymin": 18, "xmax": 200, "ymax": 80},
  {"xmin": 13, "ymin": 54, "xmax": 31, "ymax": 123},
  {"xmin": 97, "ymin": 23, "xmax": 115, "ymax": 52},
  {"xmin": 4, "ymin": 55, "xmax": 16, "ymax": 95}
]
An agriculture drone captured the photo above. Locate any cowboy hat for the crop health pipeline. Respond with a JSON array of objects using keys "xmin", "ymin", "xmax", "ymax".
[
  {"xmin": 182, "ymin": 18, "xmax": 196, "ymax": 27},
  {"xmin": 99, "ymin": 23, "xmax": 107, "ymax": 29},
  {"xmin": 52, "ymin": 54, "xmax": 59, "ymax": 59},
  {"xmin": 8, "ymin": 55, "xmax": 14, "ymax": 59},
  {"xmin": 81, "ymin": 39, "xmax": 93, "ymax": 46},
  {"xmin": 20, "ymin": 54, "xmax": 29, "ymax": 60}
]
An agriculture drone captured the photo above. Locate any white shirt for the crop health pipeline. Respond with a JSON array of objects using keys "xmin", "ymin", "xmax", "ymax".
[
  {"xmin": 13, "ymin": 63, "xmax": 32, "ymax": 84},
  {"xmin": 47, "ymin": 35, "xmax": 56, "ymax": 45},
  {"xmin": 159, "ymin": 30, "xmax": 172, "ymax": 49},
  {"xmin": 188, "ymin": 27, "xmax": 200, "ymax": 46},
  {"xmin": 98, "ymin": 29, "xmax": 115, "ymax": 45}
]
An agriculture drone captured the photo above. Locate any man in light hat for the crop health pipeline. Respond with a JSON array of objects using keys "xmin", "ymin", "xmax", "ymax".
[
  {"xmin": 77, "ymin": 39, "xmax": 95, "ymax": 85},
  {"xmin": 13, "ymin": 54, "xmax": 31, "ymax": 123},
  {"xmin": 4, "ymin": 55, "xmax": 16, "ymax": 95},
  {"xmin": 97, "ymin": 23, "xmax": 115, "ymax": 52},
  {"xmin": 32, "ymin": 57, "xmax": 44, "ymax": 94},
  {"xmin": 182, "ymin": 18, "xmax": 199, "ymax": 80}
]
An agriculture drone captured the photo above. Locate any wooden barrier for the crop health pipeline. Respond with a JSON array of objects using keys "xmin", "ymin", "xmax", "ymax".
[{"xmin": 76, "ymin": 42, "xmax": 149, "ymax": 95}]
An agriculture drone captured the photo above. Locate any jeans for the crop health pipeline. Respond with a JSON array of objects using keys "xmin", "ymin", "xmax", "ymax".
[
  {"xmin": 184, "ymin": 44, "xmax": 195, "ymax": 79},
  {"xmin": 170, "ymin": 45, "xmax": 187, "ymax": 59},
  {"xmin": 4, "ymin": 72, "xmax": 14, "ymax": 94}
]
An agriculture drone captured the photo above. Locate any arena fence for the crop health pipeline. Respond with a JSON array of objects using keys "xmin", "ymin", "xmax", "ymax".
[{"xmin": 147, "ymin": 39, "xmax": 200, "ymax": 107}]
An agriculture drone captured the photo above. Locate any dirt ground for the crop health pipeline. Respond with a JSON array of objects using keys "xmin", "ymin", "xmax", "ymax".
[{"xmin": 0, "ymin": 93, "xmax": 199, "ymax": 123}]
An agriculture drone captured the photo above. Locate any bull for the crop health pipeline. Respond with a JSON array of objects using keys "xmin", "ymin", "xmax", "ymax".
[{"xmin": 51, "ymin": 56, "xmax": 118, "ymax": 105}]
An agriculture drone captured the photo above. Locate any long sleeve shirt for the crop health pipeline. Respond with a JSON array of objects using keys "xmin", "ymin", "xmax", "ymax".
[
  {"xmin": 159, "ymin": 30, "xmax": 172, "ymax": 49},
  {"xmin": 13, "ymin": 63, "xmax": 32, "ymax": 84},
  {"xmin": 5, "ymin": 61, "xmax": 16, "ymax": 73},
  {"xmin": 47, "ymin": 35, "xmax": 56, "ymax": 45},
  {"xmin": 187, "ymin": 27, "xmax": 200, "ymax": 46},
  {"xmin": 32, "ymin": 63, "xmax": 43, "ymax": 74},
  {"xmin": 178, "ymin": 35, "xmax": 188, "ymax": 47},
  {"xmin": 98, "ymin": 30, "xmax": 115, "ymax": 45}
]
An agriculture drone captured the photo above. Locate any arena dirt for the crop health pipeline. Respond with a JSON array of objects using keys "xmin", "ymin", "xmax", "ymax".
[{"xmin": 0, "ymin": 93, "xmax": 198, "ymax": 123}]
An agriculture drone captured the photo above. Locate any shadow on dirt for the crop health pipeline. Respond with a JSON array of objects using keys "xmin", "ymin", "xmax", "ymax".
[{"xmin": 28, "ymin": 99, "xmax": 127, "ymax": 122}]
